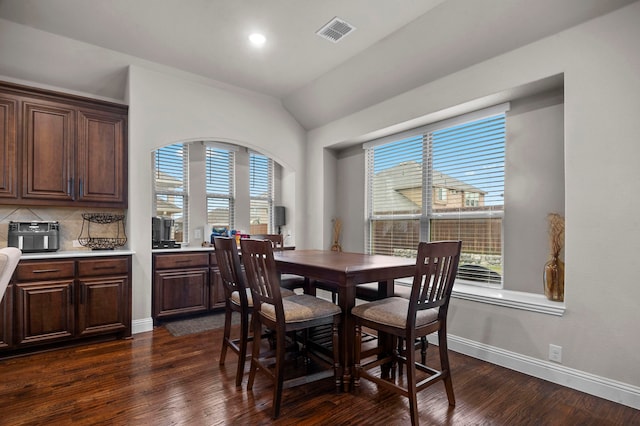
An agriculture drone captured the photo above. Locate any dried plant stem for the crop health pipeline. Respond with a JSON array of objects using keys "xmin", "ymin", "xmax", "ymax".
[{"xmin": 547, "ymin": 213, "xmax": 565, "ymax": 258}]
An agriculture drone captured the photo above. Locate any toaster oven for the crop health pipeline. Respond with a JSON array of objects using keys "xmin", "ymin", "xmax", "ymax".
[{"xmin": 8, "ymin": 221, "xmax": 60, "ymax": 253}]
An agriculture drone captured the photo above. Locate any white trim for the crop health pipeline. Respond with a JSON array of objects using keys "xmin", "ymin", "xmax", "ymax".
[
  {"xmin": 132, "ymin": 317, "xmax": 154, "ymax": 334},
  {"xmin": 430, "ymin": 334, "xmax": 640, "ymax": 410},
  {"xmin": 395, "ymin": 279, "xmax": 566, "ymax": 316},
  {"xmin": 452, "ymin": 282, "xmax": 566, "ymax": 316},
  {"xmin": 203, "ymin": 140, "xmax": 240, "ymax": 151}
]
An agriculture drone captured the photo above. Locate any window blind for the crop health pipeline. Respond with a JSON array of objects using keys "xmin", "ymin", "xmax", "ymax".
[
  {"xmin": 153, "ymin": 143, "xmax": 189, "ymax": 243},
  {"xmin": 249, "ymin": 152, "xmax": 273, "ymax": 235},
  {"xmin": 365, "ymin": 106, "xmax": 507, "ymax": 286},
  {"xmin": 206, "ymin": 146, "xmax": 235, "ymax": 230}
]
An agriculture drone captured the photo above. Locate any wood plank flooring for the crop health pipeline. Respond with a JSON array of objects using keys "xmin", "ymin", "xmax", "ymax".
[{"xmin": 0, "ymin": 322, "xmax": 638, "ymax": 425}]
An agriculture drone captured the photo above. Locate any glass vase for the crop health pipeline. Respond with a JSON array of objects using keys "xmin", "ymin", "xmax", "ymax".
[{"xmin": 544, "ymin": 255, "xmax": 564, "ymax": 302}]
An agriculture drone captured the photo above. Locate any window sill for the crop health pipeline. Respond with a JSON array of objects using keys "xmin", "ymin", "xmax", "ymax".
[
  {"xmin": 451, "ymin": 282, "xmax": 565, "ymax": 316},
  {"xmin": 395, "ymin": 278, "xmax": 565, "ymax": 316}
]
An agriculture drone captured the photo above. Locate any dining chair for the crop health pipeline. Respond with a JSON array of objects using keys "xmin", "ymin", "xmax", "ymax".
[
  {"xmin": 240, "ymin": 238, "xmax": 342, "ymax": 419},
  {"xmin": 356, "ymin": 282, "xmax": 427, "ymax": 371},
  {"xmin": 352, "ymin": 240, "xmax": 462, "ymax": 426},
  {"xmin": 0, "ymin": 247, "xmax": 21, "ymax": 303},
  {"xmin": 252, "ymin": 233, "xmax": 308, "ymax": 292},
  {"xmin": 214, "ymin": 237, "xmax": 294, "ymax": 387}
]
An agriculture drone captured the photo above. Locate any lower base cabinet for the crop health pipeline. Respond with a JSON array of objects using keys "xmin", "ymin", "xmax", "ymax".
[
  {"xmin": 153, "ymin": 251, "xmax": 224, "ymax": 323},
  {"xmin": 0, "ymin": 255, "xmax": 131, "ymax": 356}
]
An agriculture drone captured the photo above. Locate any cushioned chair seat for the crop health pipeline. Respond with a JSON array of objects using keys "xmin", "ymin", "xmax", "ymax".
[
  {"xmin": 231, "ymin": 287, "xmax": 295, "ymax": 307},
  {"xmin": 351, "ymin": 297, "xmax": 438, "ymax": 328},
  {"xmin": 260, "ymin": 294, "xmax": 341, "ymax": 323}
]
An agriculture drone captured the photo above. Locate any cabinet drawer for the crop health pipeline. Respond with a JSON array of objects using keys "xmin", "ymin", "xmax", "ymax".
[
  {"xmin": 154, "ymin": 253, "xmax": 209, "ymax": 269},
  {"xmin": 16, "ymin": 260, "xmax": 75, "ymax": 281},
  {"xmin": 77, "ymin": 257, "xmax": 129, "ymax": 277},
  {"xmin": 209, "ymin": 252, "xmax": 218, "ymax": 266}
]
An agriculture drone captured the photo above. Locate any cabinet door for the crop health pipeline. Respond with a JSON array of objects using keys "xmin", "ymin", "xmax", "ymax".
[
  {"xmin": 22, "ymin": 100, "xmax": 75, "ymax": 201},
  {"xmin": 77, "ymin": 109, "xmax": 127, "ymax": 206},
  {"xmin": 15, "ymin": 280, "xmax": 75, "ymax": 345},
  {"xmin": 0, "ymin": 96, "xmax": 18, "ymax": 199},
  {"xmin": 77, "ymin": 276, "xmax": 128, "ymax": 337},
  {"xmin": 0, "ymin": 285, "xmax": 13, "ymax": 349},
  {"xmin": 209, "ymin": 267, "xmax": 226, "ymax": 309},
  {"xmin": 153, "ymin": 268, "xmax": 209, "ymax": 319}
]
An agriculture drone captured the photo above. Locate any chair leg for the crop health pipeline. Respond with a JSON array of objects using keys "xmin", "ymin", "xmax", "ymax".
[
  {"xmin": 332, "ymin": 320, "xmax": 341, "ymax": 392},
  {"xmin": 247, "ymin": 314, "xmax": 261, "ymax": 391},
  {"xmin": 397, "ymin": 338, "xmax": 404, "ymax": 376},
  {"xmin": 235, "ymin": 311, "xmax": 250, "ymax": 387},
  {"xmin": 354, "ymin": 323, "xmax": 362, "ymax": 388},
  {"xmin": 420, "ymin": 336, "xmax": 428, "ymax": 365},
  {"xmin": 272, "ymin": 327, "xmax": 287, "ymax": 419},
  {"xmin": 438, "ymin": 327, "xmax": 455, "ymax": 406},
  {"xmin": 219, "ymin": 305, "xmax": 232, "ymax": 366},
  {"xmin": 406, "ymin": 340, "xmax": 419, "ymax": 426}
]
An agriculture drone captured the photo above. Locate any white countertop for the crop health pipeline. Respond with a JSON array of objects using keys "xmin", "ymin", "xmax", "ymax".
[
  {"xmin": 152, "ymin": 245, "xmax": 215, "ymax": 254},
  {"xmin": 20, "ymin": 249, "xmax": 135, "ymax": 260}
]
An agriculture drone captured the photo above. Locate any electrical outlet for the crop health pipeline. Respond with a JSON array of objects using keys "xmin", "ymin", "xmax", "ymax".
[
  {"xmin": 72, "ymin": 239, "xmax": 82, "ymax": 248},
  {"xmin": 194, "ymin": 228, "xmax": 202, "ymax": 239},
  {"xmin": 549, "ymin": 344, "xmax": 562, "ymax": 363}
]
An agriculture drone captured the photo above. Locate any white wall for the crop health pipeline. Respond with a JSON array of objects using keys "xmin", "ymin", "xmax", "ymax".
[
  {"xmin": 306, "ymin": 2, "xmax": 640, "ymax": 399},
  {"xmin": 127, "ymin": 66, "xmax": 306, "ymax": 323}
]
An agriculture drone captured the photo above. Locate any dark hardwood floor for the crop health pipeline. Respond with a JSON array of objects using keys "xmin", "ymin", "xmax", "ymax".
[{"xmin": 1, "ymin": 321, "xmax": 638, "ymax": 425}]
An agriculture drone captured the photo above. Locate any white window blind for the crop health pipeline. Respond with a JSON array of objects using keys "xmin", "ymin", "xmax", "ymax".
[
  {"xmin": 206, "ymin": 146, "xmax": 235, "ymax": 230},
  {"xmin": 365, "ymin": 106, "xmax": 507, "ymax": 286},
  {"xmin": 249, "ymin": 152, "xmax": 273, "ymax": 235},
  {"xmin": 153, "ymin": 143, "xmax": 189, "ymax": 243}
]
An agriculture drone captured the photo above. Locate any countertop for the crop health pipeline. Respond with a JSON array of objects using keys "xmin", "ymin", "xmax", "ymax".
[
  {"xmin": 20, "ymin": 249, "xmax": 135, "ymax": 260},
  {"xmin": 152, "ymin": 245, "xmax": 216, "ymax": 254}
]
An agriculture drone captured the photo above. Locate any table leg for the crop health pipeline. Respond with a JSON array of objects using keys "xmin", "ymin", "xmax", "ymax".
[
  {"xmin": 378, "ymin": 279, "xmax": 395, "ymax": 379},
  {"xmin": 339, "ymin": 282, "xmax": 356, "ymax": 392}
]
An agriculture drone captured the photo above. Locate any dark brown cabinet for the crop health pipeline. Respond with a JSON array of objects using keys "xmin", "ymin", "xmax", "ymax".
[
  {"xmin": 209, "ymin": 253, "xmax": 225, "ymax": 309},
  {"xmin": 22, "ymin": 99, "xmax": 75, "ymax": 202},
  {"xmin": 77, "ymin": 257, "xmax": 130, "ymax": 337},
  {"xmin": 1, "ymin": 255, "xmax": 131, "ymax": 356},
  {"xmin": 0, "ymin": 285, "xmax": 13, "ymax": 349},
  {"xmin": 0, "ymin": 96, "xmax": 18, "ymax": 199},
  {"xmin": 153, "ymin": 251, "xmax": 224, "ymax": 322},
  {"xmin": 76, "ymin": 108, "xmax": 127, "ymax": 205},
  {"xmin": 0, "ymin": 81, "xmax": 128, "ymax": 208},
  {"xmin": 14, "ymin": 259, "xmax": 76, "ymax": 346}
]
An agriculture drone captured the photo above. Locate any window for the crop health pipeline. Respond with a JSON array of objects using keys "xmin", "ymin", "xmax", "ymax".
[
  {"xmin": 465, "ymin": 192, "xmax": 480, "ymax": 207},
  {"xmin": 365, "ymin": 104, "xmax": 508, "ymax": 286},
  {"xmin": 153, "ymin": 143, "xmax": 189, "ymax": 243},
  {"xmin": 206, "ymin": 145, "xmax": 235, "ymax": 231},
  {"xmin": 249, "ymin": 152, "xmax": 274, "ymax": 235}
]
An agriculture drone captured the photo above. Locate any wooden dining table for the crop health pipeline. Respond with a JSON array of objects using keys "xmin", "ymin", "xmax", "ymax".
[{"xmin": 273, "ymin": 249, "xmax": 416, "ymax": 390}]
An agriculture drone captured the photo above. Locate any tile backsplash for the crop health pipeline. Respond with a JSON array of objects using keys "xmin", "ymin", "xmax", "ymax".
[{"xmin": 0, "ymin": 206, "xmax": 127, "ymax": 251}]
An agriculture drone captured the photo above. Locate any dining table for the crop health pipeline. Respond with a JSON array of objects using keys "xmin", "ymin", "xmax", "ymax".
[{"xmin": 273, "ymin": 249, "xmax": 416, "ymax": 390}]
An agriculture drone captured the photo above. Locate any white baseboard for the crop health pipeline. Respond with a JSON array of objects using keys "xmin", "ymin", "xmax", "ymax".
[
  {"xmin": 429, "ymin": 334, "xmax": 640, "ymax": 410},
  {"xmin": 132, "ymin": 317, "xmax": 154, "ymax": 334}
]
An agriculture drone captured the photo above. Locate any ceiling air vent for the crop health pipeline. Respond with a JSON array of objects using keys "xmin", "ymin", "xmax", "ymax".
[{"xmin": 315, "ymin": 17, "xmax": 356, "ymax": 43}]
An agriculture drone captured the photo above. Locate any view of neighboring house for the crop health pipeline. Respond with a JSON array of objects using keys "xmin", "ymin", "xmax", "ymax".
[{"xmin": 374, "ymin": 161, "xmax": 487, "ymax": 214}]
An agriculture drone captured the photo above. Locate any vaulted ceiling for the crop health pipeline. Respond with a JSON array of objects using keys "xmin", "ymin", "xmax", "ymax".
[{"xmin": 0, "ymin": 0, "xmax": 636, "ymax": 129}]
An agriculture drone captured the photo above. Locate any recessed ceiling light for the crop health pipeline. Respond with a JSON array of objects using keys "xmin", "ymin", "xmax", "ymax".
[{"xmin": 249, "ymin": 33, "xmax": 266, "ymax": 47}]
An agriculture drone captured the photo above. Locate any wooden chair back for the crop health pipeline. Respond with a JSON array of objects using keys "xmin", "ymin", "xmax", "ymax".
[
  {"xmin": 408, "ymin": 240, "xmax": 462, "ymax": 327},
  {"xmin": 213, "ymin": 237, "xmax": 248, "ymax": 307},
  {"xmin": 240, "ymin": 238, "xmax": 284, "ymax": 325},
  {"xmin": 251, "ymin": 234, "xmax": 283, "ymax": 249}
]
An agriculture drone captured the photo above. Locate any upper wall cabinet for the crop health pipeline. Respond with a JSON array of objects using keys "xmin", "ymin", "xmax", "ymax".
[
  {"xmin": 0, "ymin": 96, "xmax": 18, "ymax": 199},
  {"xmin": 0, "ymin": 81, "xmax": 128, "ymax": 208}
]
